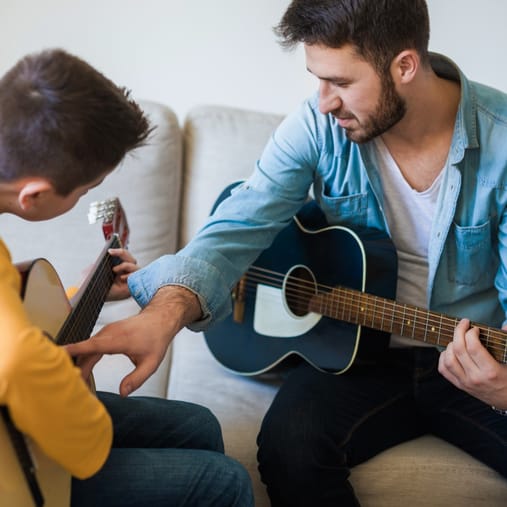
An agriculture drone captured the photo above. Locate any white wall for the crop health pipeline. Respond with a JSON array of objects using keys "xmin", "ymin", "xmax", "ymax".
[{"xmin": 1, "ymin": 0, "xmax": 506, "ymax": 122}]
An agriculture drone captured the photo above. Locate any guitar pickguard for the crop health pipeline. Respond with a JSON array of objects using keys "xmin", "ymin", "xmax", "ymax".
[{"xmin": 253, "ymin": 282, "xmax": 322, "ymax": 337}]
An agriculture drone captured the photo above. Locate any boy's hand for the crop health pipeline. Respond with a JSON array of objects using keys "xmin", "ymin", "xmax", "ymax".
[{"xmin": 107, "ymin": 247, "xmax": 139, "ymax": 301}]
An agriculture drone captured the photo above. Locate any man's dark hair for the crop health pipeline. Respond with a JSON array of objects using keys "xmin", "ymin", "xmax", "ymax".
[
  {"xmin": 0, "ymin": 48, "xmax": 152, "ymax": 195},
  {"xmin": 275, "ymin": 0, "xmax": 430, "ymax": 74}
]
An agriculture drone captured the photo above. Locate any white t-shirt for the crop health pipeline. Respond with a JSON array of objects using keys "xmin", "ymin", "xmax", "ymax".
[{"xmin": 373, "ymin": 137, "xmax": 444, "ymax": 347}]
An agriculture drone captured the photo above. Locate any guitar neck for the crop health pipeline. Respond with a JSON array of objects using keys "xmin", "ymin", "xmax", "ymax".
[
  {"xmin": 56, "ymin": 235, "xmax": 121, "ymax": 346},
  {"xmin": 308, "ymin": 287, "xmax": 507, "ymax": 364}
]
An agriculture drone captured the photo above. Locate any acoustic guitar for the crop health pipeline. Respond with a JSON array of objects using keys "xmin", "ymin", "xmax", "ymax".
[
  {"xmin": 0, "ymin": 197, "xmax": 129, "ymax": 507},
  {"xmin": 204, "ymin": 183, "xmax": 507, "ymax": 375}
]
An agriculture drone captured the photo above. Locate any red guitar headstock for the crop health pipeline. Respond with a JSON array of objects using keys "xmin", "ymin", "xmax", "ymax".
[{"xmin": 88, "ymin": 197, "xmax": 130, "ymax": 247}]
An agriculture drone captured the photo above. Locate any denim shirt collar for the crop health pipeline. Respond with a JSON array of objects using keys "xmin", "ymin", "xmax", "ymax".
[{"xmin": 430, "ymin": 53, "xmax": 480, "ymax": 162}]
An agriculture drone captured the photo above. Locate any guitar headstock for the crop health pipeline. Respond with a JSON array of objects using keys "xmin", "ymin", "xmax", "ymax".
[{"xmin": 88, "ymin": 197, "xmax": 130, "ymax": 247}]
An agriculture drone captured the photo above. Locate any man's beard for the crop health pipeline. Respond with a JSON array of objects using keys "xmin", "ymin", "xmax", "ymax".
[{"xmin": 341, "ymin": 74, "xmax": 406, "ymax": 144}]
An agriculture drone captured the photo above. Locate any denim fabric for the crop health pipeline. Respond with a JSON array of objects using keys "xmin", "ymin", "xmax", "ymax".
[
  {"xmin": 128, "ymin": 53, "xmax": 507, "ymax": 332},
  {"xmin": 256, "ymin": 348, "xmax": 507, "ymax": 507},
  {"xmin": 71, "ymin": 392, "xmax": 254, "ymax": 507}
]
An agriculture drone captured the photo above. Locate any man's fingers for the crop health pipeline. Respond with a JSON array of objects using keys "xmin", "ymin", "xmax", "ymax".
[
  {"xmin": 65, "ymin": 328, "xmax": 118, "ymax": 357},
  {"xmin": 65, "ymin": 340, "xmax": 100, "ymax": 357},
  {"xmin": 119, "ymin": 361, "xmax": 156, "ymax": 397}
]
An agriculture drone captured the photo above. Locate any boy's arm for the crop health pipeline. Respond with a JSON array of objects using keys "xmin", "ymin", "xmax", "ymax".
[{"xmin": 0, "ymin": 247, "xmax": 112, "ymax": 478}]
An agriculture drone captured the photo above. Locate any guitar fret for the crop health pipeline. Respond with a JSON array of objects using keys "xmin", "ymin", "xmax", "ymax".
[
  {"xmin": 424, "ymin": 310, "xmax": 430, "ymax": 343},
  {"xmin": 389, "ymin": 299, "xmax": 395, "ymax": 333},
  {"xmin": 380, "ymin": 298, "xmax": 385, "ymax": 331},
  {"xmin": 400, "ymin": 305, "xmax": 406, "ymax": 336},
  {"xmin": 348, "ymin": 290, "xmax": 354, "ymax": 324},
  {"xmin": 356, "ymin": 291, "xmax": 362, "ymax": 325},
  {"xmin": 437, "ymin": 314, "xmax": 443, "ymax": 345},
  {"xmin": 362, "ymin": 293, "xmax": 367, "ymax": 326}
]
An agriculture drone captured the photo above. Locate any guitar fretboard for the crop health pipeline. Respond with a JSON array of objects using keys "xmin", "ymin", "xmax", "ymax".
[
  {"xmin": 308, "ymin": 287, "xmax": 507, "ymax": 364},
  {"xmin": 56, "ymin": 235, "xmax": 120, "ymax": 346}
]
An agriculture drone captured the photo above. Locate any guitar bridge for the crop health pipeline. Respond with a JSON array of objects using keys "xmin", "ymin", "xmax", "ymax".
[{"xmin": 232, "ymin": 276, "xmax": 246, "ymax": 323}]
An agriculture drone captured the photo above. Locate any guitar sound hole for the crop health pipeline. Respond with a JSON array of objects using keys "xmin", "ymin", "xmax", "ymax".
[{"xmin": 284, "ymin": 265, "xmax": 316, "ymax": 317}]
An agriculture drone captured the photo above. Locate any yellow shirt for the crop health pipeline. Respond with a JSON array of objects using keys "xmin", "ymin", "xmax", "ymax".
[{"xmin": 0, "ymin": 239, "xmax": 112, "ymax": 479}]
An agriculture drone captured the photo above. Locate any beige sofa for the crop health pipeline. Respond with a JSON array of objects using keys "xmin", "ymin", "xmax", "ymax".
[{"xmin": 2, "ymin": 100, "xmax": 506, "ymax": 506}]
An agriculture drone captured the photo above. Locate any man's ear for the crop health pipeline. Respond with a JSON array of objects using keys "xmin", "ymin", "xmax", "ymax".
[
  {"xmin": 391, "ymin": 50, "xmax": 419, "ymax": 84},
  {"xmin": 18, "ymin": 179, "xmax": 54, "ymax": 211}
]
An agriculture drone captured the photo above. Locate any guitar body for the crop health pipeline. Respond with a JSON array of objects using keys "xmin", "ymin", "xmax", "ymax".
[
  {"xmin": 0, "ymin": 415, "xmax": 70, "ymax": 507},
  {"xmin": 204, "ymin": 184, "xmax": 398, "ymax": 375},
  {"xmin": 20, "ymin": 258, "xmax": 73, "ymax": 338},
  {"xmin": 1, "ymin": 260, "xmax": 72, "ymax": 507}
]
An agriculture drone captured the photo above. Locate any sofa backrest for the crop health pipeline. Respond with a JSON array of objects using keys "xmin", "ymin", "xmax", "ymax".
[{"xmin": 180, "ymin": 105, "xmax": 283, "ymax": 248}]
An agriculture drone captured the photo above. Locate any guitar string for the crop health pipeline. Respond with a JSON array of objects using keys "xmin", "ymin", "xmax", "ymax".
[
  {"xmin": 60, "ymin": 251, "xmax": 115, "ymax": 345},
  {"xmin": 61, "ymin": 252, "xmax": 507, "ymax": 358},
  {"xmin": 72, "ymin": 255, "xmax": 113, "ymax": 331},
  {"xmin": 246, "ymin": 266, "xmax": 505, "ymax": 350},
  {"xmin": 240, "ymin": 274, "xmax": 486, "ymax": 342},
  {"xmin": 244, "ymin": 266, "xmax": 507, "ymax": 346},
  {"xmin": 61, "ymin": 267, "xmax": 111, "ymax": 343},
  {"xmin": 244, "ymin": 266, "xmax": 479, "ymax": 334},
  {"xmin": 58, "ymin": 201, "xmax": 122, "ymax": 345},
  {"xmin": 245, "ymin": 264, "xmax": 504, "ymax": 337},
  {"xmin": 239, "ymin": 273, "xmax": 507, "ymax": 358},
  {"xmin": 237, "ymin": 265, "xmax": 507, "ymax": 357}
]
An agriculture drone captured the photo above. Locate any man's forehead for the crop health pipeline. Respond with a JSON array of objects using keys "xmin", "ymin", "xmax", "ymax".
[{"xmin": 304, "ymin": 44, "xmax": 372, "ymax": 79}]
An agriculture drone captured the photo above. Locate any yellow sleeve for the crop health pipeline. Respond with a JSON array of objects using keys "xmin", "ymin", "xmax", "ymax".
[{"xmin": 0, "ymin": 241, "xmax": 113, "ymax": 479}]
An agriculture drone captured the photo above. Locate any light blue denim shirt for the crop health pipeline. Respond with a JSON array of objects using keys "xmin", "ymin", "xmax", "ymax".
[{"xmin": 128, "ymin": 54, "xmax": 507, "ymax": 332}]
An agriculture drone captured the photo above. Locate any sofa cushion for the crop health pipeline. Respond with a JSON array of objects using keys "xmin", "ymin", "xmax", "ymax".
[
  {"xmin": 180, "ymin": 104, "xmax": 284, "ymax": 247},
  {"xmin": 171, "ymin": 330, "xmax": 507, "ymax": 507},
  {"xmin": 351, "ymin": 434, "xmax": 507, "ymax": 507}
]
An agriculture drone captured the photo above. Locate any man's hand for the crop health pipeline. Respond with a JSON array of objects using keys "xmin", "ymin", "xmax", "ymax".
[
  {"xmin": 107, "ymin": 247, "xmax": 139, "ymax": 301},
  {"xmin": 65, "ymin": 285, "xmax": 202, "ymax": 396},
  {"xmin": 438, "ymin": 318, "xmax": 507, "ymax": 409}
]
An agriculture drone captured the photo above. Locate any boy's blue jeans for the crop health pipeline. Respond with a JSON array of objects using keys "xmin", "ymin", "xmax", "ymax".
[
  {"xmin": 72, "ymin": 392, "xmax": 254, "ymax": 507},
  {"xmin": 257, "ymin": 347, "xmax": 507, "ymax": 507}
]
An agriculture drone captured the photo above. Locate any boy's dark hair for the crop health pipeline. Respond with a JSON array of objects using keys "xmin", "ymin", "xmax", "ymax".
[
  {"xmin": 275, "ymin": 0, "xmax": 430, "ymax": 74},
  {"xmin": 0, "ymin": 48, "xmax": 152, "ymax": 195}
]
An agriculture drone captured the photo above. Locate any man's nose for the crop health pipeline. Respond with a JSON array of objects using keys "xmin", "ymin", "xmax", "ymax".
[{"xmin": 318, "ymin": 81, "xmax": 341, "ymax": 115}]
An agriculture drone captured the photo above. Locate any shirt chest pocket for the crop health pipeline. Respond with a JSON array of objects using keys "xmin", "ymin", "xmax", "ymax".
[
  {"xmin": 447, "ymin": 220, "xmax": 496, "ymax": 287},
  {"xmin": 318, "ymin": 191, "xmax": 369, "ymax": 228}
]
